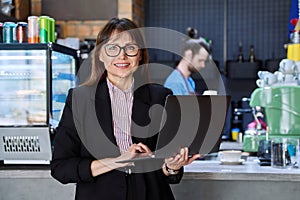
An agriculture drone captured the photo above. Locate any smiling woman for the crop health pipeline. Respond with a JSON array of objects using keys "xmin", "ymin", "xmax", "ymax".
[
  {"xmin": 98, "ymin": 30, "xmax": 142, "ymax": 90},
  {"xmin": 82, "ymin": 17, "xmax": 149, "ymax": 88},
  {"xmin": 50, "ymin": 17, "xmax": 200, "ymax": 200}
]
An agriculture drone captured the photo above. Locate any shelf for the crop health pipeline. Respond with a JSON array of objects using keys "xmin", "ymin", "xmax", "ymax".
[{"xmin": 226, "ymin": 60, "xmax": 262, "ymax": 79}]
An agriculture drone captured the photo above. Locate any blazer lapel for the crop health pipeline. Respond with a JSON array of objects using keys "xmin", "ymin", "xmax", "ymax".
[
  {"xmin": 132, "ymin": 85, "xmax": 159, "ymax": 150},
  {"xmin": 94, "ymin": 79, "xmax": 117, "ymax": 146}
]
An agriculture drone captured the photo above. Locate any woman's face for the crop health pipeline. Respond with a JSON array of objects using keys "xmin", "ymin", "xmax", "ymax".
[{"xmin": 99, "ymin": 30, "xmax": 141, "ymax": 84}]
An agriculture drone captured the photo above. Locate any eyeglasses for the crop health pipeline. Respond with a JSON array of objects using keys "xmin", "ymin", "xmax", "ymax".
[{"xmin": 104, "ymin": 44, "xmax": 140, "ymax": 57}]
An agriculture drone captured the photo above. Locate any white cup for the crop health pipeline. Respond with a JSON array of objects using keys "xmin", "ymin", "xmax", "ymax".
[
  {"xmin": 257, "ymin": 71, "xmax": 277, "ymax": 86},
  {"xmin": 274, "ymin": 71, "xmax": 284, "ymax": 83},
  {"xmin": 284, "ymin": 74, "xmax": 295, "ymax": 82},
  {"xmin": 219, "ymin": 150, "xmax": 242, "ymax": 162},
  {"xmin": 258, "ymin": 71, "xmax": 270, "ymax": 79},
  {"xmin": 295, "ymin": 61, "xmax": 300, "ymax": 73},
  {"xmin": 279, "ymin": 59, "xmax": 296, "ymax": 74},
  {"xmin": 203, "ymin": 90, "xmax": 218, "ymax": 95},
  {"xmin": 256, "ymin": 79, "xmax": 265, "ymax": 88}
]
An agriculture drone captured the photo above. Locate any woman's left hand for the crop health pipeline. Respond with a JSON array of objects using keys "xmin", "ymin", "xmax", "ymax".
[{"xmin": 164, "ymin": 147, "xmax": 200, "ymax": 171}]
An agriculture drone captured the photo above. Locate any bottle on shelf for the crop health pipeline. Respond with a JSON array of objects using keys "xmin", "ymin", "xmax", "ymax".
[
  {"xmin": 249, "ymin": 45, "xmax": 255, "ymax": 62},
  {"xmin": 237, "ymin": 41, "xmax": 244, "ymax": 62}
]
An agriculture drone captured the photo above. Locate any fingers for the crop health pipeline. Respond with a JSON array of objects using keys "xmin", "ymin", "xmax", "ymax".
[
  {"xmin": 164, "ymin": 147, "xmax": 189, "ymax": 170},
  {"xmin": 127, "ymin": 143, "xmax": 152, "ymax": 156},
  {"xmin": 164, "ymin": 147, "xmax": 201, "ymax": 170},
  {"xmin": 136, "ymin": 142, "xmax": 152, "ymax": 154},
  {"xmin": 186, "ymin": 153, "xmax": 201, "ymax": 165}
]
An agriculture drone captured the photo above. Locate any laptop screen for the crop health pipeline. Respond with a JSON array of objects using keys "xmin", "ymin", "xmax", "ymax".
[{"xmin": 154, "ymin": 95, "xmax": 231, "ymax": 158}]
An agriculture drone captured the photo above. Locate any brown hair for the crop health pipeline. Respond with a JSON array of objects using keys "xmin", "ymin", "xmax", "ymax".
[
  {"xmin": 183, "ymin": 38, "xmax": 211, "ymax": 58},
  {"xmin": 82, "ymin": 17, "xmax": 149, "ymax": 86}
]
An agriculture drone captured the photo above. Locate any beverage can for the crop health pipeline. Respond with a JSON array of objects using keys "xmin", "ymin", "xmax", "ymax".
[
  {"xmin": 231, "ymin": 128, "xmax": 240, "ymax": 141},
  {"xmin": 48, "ymin": 17, "xmax": 55, "ymax": 42},
  {"xmin": 0, "ymin": 22, "xmax": 3, "ymax": 43},
  {"xmin": 39, "ymin": 16, "xmax": 49, "ymax": 43},
  {"xmin": 16, "ymin": 22, "xmax": 28, "ymax": 43},
  {"xmin": 28, "ymin": 16, "xmax": 39, "ymax": 43},
  {"xmin": 3, "ymin": 22, "xmax": 17, "ymax": 43}
]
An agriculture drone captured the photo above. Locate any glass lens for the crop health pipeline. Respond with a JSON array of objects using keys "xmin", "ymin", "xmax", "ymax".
[
  {"xmin": 104, "ymin": 44, "xmax": 139, "ymax": 57},
  {"xmin": 124, "ymin": 44, "xmax": 139, "ymax": 56},
  {"xmin": 105, "ymin": 44, "xmax": 120, "ymax": 57}
]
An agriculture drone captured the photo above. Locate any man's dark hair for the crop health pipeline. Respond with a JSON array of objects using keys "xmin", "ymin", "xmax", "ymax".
[{"xmin": 182, "ymin": 38, "xmax": 211, "ymax": 56}]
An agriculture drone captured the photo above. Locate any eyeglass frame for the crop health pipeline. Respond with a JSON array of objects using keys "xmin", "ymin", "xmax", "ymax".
[{"xmin": 103, "ymin": 43, "xmax": 140, "ymax": 57}]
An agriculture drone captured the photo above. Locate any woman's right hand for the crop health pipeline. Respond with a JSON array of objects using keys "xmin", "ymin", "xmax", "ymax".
[
  {"xmin": 91, "ymin": 143, "xmax": 152, "ymax": 177},
  {"xmin": 115, "ymin": 142, "xmax": 153, "ymax": 166}
]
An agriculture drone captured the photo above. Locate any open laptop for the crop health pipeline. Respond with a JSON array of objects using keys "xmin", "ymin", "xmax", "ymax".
[{"xmin": 116, "ymin": 95, "xmax": 231, "ymax": 163}]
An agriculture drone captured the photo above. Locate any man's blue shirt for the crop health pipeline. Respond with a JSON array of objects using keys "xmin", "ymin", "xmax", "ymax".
[{"xmin": 164, "ymin": 69, "xmax": 195, "ymax": 95}]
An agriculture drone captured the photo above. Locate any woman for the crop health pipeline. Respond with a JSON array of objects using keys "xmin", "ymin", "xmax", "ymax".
[{"xmin": 51, "ymin": 17, "xmax": 199, "ymax": 200}]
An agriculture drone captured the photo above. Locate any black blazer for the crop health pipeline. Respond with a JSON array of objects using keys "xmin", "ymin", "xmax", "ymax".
[{"xmin": 51, "ymin": 78, "xmax": 183, "ymax": 200}]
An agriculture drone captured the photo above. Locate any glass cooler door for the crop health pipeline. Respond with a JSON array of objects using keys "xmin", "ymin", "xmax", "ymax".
[{"xmin": 51, "ymin": 51, "xmax": 76, "ymax": 128}]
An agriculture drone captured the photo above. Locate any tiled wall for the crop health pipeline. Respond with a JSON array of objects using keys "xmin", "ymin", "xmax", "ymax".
[
  {"xmin": 145, "ymin": 0, "xmax": 290, "ymax": 71},
  {"xmin": 29, "ymin": 0, "xmax": 144, "ymax": 41}
]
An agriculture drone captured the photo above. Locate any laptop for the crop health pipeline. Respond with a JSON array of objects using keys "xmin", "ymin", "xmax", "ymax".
[{"xmin": 116, "ymin": 95, "xmax": 231, "ymax": 163}]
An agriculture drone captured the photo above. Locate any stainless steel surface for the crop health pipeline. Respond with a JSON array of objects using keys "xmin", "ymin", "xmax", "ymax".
[{"xmin": 0, "ymin": 127, "xmax": 51, "ymax": 163}]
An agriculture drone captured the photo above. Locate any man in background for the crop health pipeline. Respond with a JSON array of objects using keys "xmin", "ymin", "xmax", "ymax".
[{"xmin": 164, "ymin": 38, "xmax": 211, "ymax": 95}]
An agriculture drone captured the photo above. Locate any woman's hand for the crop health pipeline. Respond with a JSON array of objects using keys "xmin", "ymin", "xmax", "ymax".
[
  {"xmin": 91, "ymin": 143, "xmax": 152, "ymax": 177},
  {"xmin": 163, "ymin": 147, "xmax": 200, "ymax": 175},
  {"xmin": 115, "ymin": 142, "xmax": 153, "ymax": 166}
]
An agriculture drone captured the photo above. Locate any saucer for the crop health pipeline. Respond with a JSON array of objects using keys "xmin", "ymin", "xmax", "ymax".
[{"xmin": 220, "ymin": 159, "xmax": 245, "ymax": 165}]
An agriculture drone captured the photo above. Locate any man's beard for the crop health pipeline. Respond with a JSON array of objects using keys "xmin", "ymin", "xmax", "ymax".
[{"xmin": 188, "ymin": 65, "xmax": 199, "ymax": 73}]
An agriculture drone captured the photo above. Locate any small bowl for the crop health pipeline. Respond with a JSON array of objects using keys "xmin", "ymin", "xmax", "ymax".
[{"xmin": 219, "ymin": 150, "xmax": 242, "ymax": 162}]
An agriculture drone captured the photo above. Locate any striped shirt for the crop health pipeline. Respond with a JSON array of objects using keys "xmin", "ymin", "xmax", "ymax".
[{"xmin": 107, "ymin": 78, "xmax": 133, "ymax": 154}]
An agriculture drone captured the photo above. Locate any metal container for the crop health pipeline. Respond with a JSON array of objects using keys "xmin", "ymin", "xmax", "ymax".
[
  {"xmin": 16, "ymin": 22, "xmax": 28, "ymax": 43},
  {"xmin": 28, "ymin": 16, "xmax": 39, "ymax": 43},
  {"xmin": 48, "ymin": 17, "xmax": 55, "ymax": 42},
  {"xmin": 3, "ymin": 22, "xmax": 17, "ymax": 43},
  {"xmin": 39, "ymin": 16, "xmax": 49, "ymax": 43},
  {"xmin": 0, "ymin": 22, "xmax": 3, "ymax": 43}
]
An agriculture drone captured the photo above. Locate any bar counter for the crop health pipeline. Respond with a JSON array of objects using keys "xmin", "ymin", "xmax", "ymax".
[
  {"xmin": 1, "ymin": 158, "xmax": 300, "ymax": 200},
  {"xmin": 172, "ymin": 159, "xmax": 300, "ymax": 200},
  {"xmin": 183, "ymin": 159, "xmax": 300, "ymax": 181}
]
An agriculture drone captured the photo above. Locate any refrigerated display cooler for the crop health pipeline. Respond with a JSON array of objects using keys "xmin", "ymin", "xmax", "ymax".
[{"xmin": 0, "ymin": 43, "xmax": 79, "ymax": 164}]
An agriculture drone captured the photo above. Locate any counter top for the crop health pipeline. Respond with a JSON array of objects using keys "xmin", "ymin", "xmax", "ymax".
[
  {"xmin": 1, "ymin": 159, "xmax": 300, "ymax": 182},
  {"xmin": 183, "ymin": 159, "xmax": 300, "ymax": 181},
  {"xmin": 0, "ymin": 165, "xmax": 51, "ymax": 179}
]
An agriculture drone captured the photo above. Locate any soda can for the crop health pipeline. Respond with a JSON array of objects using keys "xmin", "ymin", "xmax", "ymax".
[
  {"xmin": 48, "ymin": 17, "xmax": 56, "ymax": 42},
  {"xmin": 39, "ymin": 16, "xmax": 49, "ymax": 43},
  {"xmin": 16, "ymin": 22, "xmax": 28, "ymax": 43},
  {"xmin": 28, "ymin": 16, "xmax": 39, "ymax": 43},
  {"xmin": 0, "ymin": 22, "xmax": 3, "ymax": 43},
  {"xmin": 3, "ymin": 22, "xmax": 17, "ymax": 43}
]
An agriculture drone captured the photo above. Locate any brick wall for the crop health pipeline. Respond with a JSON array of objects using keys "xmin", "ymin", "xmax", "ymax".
[
  {"xmin": 133, "ymin": 0, "xmax": 144, "ymax": 27},
  {"xmin": 29, "ymin": 0, "xmax": 144, "ymax": 41}
]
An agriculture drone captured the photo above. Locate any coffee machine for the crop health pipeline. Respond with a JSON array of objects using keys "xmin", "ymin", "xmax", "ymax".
[
  {"xmin": 249, "ymin": 85, "xmax": 300, "ymax": 166},
  {"xmin": 250, "ymin": 85, "xmax": 300, "ymax": 138}
]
